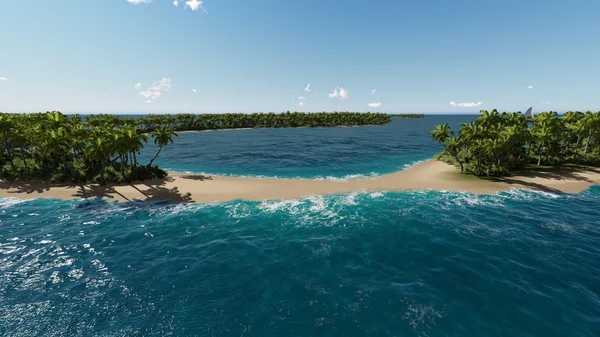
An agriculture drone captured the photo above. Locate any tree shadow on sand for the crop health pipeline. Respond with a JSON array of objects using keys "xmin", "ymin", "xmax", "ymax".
[
  {"xmin": 133, "ymin": 183, "xmax": 194, "ymax": 203},
  {"xmin": 2, "ymin": 175, "xmax": 199, "ymax": 204},
  {"xmin": 511, "ymin": 166, "xmax": 597, "ymax": 183},
  {"xmin": 179, "ymin": 174, "xmax": 213, "ymax": 181},
  {"xmin": 70, "ymin": 184, "xmax": 125, "ymax": 201},
  {"xmin": 70, "ymin": 175, "xmax": 193, "ymax": 203},
  {"xmin": 0, "ymin": 181, "xmax": 51, "ymax": 195},
  {"xmin": 485, "ymin": 177, "xmax": 563, "ymax": 194}
]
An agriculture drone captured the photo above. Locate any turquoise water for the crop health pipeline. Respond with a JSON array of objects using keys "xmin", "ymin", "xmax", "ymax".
[
  {"xmin": 2, "ymin": 116, "xmax": 600, "ymax": 336},
  {"xmin": 136, "ymin": 116, "xmax": 472, "ymax": 179}
]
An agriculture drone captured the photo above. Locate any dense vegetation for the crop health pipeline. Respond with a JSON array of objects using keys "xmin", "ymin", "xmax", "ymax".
[
  {"xmin": 137, "ymin": 112, "xmax": 392, "ymax": 132},
  {"xmin": 0, "ymin": 112, "xmax": 177, "ymax": 185},
  {"xmin": 430, "ymin": 110, "xmax": 600, "ymax": 176},
  {"xmin": 0, "ymin": 111, "xmax": 394, "ymax": 185},
  {"xmin": 389, "ymin": 114, "xmax": 425, "ymax": 118}
]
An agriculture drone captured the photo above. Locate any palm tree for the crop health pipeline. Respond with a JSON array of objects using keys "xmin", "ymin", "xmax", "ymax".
[
  {"xmin": 582, "ymin": 111, "xmax": 599, "ymax": 157},
  {"xmin": 445, "ymin": 137, "xmax": 464, "ymax": 173},
  {"xmin": 429, "ymin": 123, "xmax": 454, "ymax": 148},
  {"xmin": 148, "ymin": 127, "xmax": 178, "ymax": 167},
  {"xmin": 86, "ymin": 135, "xmax": 117, "ymax": 185}
]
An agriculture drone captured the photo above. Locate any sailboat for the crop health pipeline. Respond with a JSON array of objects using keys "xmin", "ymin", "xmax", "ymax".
[{"xmin": 524, "ymin": 107, "xmax": 533, "ymax": 118}]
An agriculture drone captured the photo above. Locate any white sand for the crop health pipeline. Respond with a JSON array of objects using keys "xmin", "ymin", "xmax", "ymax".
[{"xmin": 1, "ymin": 160, "xmax": 600, "ymax": 203}]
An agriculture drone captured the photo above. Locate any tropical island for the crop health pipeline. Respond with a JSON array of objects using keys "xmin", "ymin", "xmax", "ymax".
[
  {"xmin": 0, "ymin": 111, "xmax": 401, "ymax": 185},
  {"xmin": 429, "ymin": 109, "xmax": 600, "ymax": 176},
  {"xmin": 389, "ymin": 113, "xmax": 425, "ymax": 118},
  {"xmin": 136, "ymin": 111, "xmax": 397, "ymax": 132},
  {"xmin": 1, "ymin": 109, "xmax": 600, "ymax": 203}
]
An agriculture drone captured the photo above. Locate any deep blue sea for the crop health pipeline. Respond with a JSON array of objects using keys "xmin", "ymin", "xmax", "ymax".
[{"xmin": 2, "ymin": 116, "xmax": 600, "ymax": 336}]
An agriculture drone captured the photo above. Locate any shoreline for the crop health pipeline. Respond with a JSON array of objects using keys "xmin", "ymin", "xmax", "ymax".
[
  {"xmin": 1, "ymin": 160, "xmax": 600, "ymax": 204},
  {"xmin": 176, "ymin": 124, "xmax": 390, "ymax": 133}
]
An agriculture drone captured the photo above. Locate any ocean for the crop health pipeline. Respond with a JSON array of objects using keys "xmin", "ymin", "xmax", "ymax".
[{"xmin": 1, "ymin": 116, "xmax": 599, "ymax": 336}]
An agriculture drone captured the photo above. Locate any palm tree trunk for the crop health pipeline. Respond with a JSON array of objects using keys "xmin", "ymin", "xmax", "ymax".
[
  {"xmin": 453, "ymin": 155, "xmax": 464, "ymax": 173},
  {"xmin": 148, "ymin": 145, "xmax": 162, "ymax": 167},
  {"xmin": 7, "ymin": 146, "xmax": 15, "ymax": 171},
  {"xmin": 537, "ymin": 141, "xmax": 544, "ymax": 165},
  {"xmin": 584, "ymin": 127, "xmax": 593, "ymax": 157},
  {"xmin": 20, "ymin": 149, "xmax": 30, "ymax": 175},
  {"xmin": 100, "ymin": 161, "xmax": 106, "ymax": 186},
  {"xmin": 120, "ymin": 155, "xmax": 125, "ymax": 177},
  {"xmin": 61, "ymin": 151, "xmax": 78, "ymax": 183},
  {"xmin": 133, "ymin": 151, "xmax": 137, "ymax": 166}
]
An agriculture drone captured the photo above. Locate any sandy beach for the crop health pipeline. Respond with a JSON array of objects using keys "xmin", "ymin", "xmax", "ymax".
[{"xmin": 1, "ymin": 160, "xmax": 600, "ymax": 203}]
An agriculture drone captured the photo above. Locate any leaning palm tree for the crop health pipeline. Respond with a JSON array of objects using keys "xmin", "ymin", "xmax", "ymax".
[
  {"xmin": 428, "ymin": 123, "xmax": 454, "ymax": 148},
  {"xmin": 445, "ymin": 137, "xmax": 464, "ymax": 173},
  {"xmin": 148, "ymin": 127, "xmax": 178, "ymax": 167}
]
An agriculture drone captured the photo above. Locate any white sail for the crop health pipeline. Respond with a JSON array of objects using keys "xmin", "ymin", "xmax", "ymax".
[{"xmin": 524, "ymin": 107, "xmax": 533, "ymax": 118}]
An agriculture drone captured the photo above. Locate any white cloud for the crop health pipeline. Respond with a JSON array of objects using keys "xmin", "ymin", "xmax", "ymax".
[
  {"xmin": 185, "ymin": 0, "xmax": 207, "ymax": 12},
  {"xmin": 450, "ymin": 101, "xmax": 482, "ymax": 108},
  {"xmin": 540, "ymin": 101, "xmax": 551, "ymax": 105},
  {"xmin": 0, "ymin": 77, "xmax": 7, "ymax": 81},
  {"xmin": 371, "ymin": 89, "xmax": 376, "ymax": 95},
  {"xmin": 139, "ymin": 78, "xmax": 172, "ymax": 99},
  {"xmin": 368, "ymin": 103, "xmax": 381, "ymax": 108},
  {"xmin": 134, "ymin": 83, "xmax": 142, "ymax": 91},
  {"xmin": 528, "ymin": 85, "xmax": 533, "ymax": 89},
  {"xmin": 173, "ymin": 0, "xmax": 179, "ymax": 6},
  {"xmin": 295, "ymin": 96, "xmax": 307, "ymax": 106},
  {"xmin": 192, "ymin": 88, "xmax": 197, "ymax": 93},
  {"xmin": 13, "ymin": 98, "xmax": 18, "ymax": 101},
  {"xmin": 127, "ymin": 0, "xmax": 152, "ymax": 4},
  {"xmin": 305, "ymin": 84, "xmax": 311, "ymax": 92},
  {"xmin": 329, "ymin": 87, "xmax": 349, "ymax": 99},
  {"xmin": 146, "ymin": 100, "xmax": 152, "ymax": 103}
]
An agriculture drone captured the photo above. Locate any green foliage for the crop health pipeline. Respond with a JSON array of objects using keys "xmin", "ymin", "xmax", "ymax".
[
  {"xmin": 0, "ymin": 111, "xmax": 174, "ymax": 185},
  {"xmin": 389, "ymin": 114, "xmax": 425, "ymax": 118},
  {"xmin": 430, "ymin": 109, "xmax": 600, "ymax": 176},
  {"xmin": 137, "ymin": 112, "xmax": 392, "ymax": 132}
]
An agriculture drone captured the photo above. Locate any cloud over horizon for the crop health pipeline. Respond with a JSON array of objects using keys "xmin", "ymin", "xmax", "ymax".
[
  {"xmin": 185, "ymin": 0, "xmax": 206, "ymax": 12},
  {"xmin": 329, "ymin": 87, "xmax": 349, "ymax": 99},
  {"xmin": 0, "ymin": 77, "xmax": 8, "ymax": 81},
  {"xmin": 139, "ymin": 78, "xmax": 172, "ymax": 99},
  {"xmin": 368, "ymin": 103, "xmax": 381, "ymax": 108},
  {"xmin": 126, "ymin": 0, "xmax": 152, "ymax": 4},
  {"xmin": 450, "ymin": 101, "xmax": 482, "ymax": 108},
  {"xmin": 296, "ymin": 96, "xmax": 307, "ymax": 106}
]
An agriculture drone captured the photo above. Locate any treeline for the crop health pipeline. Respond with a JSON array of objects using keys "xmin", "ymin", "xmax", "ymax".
[
  {"xmin": 430, "ymin": 110, "xmax": 600, "ymax": 176},
  {"xmin": 0, "ymin": 111, "xmax": 178, "ymax": 184},
  {"xmin": 137, "ymin": 112, "xmax": 392, "ymax": 132},
  {"xmin": 389, "ymin": 114, "xmax": 425, "ymax": 118}
]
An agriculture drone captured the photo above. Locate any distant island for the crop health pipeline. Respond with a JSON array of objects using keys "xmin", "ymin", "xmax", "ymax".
[
  {"xmin": 3, "ymin": 109, "xmax": 599, "ymax": 204},
  {"xmin": 0, "ymin": 111, "xmax": 400, "ymax": 186},
  {"xmin": 136, "ymin": 112, "xmax": 394, "ymax": 132},
  {"xmin": 389, "ymin": 114, "xmax": 425, "ymax": 118},
  {"xmin": 430, "ymin": 109, "xmax": 600, "ymax": 176}
]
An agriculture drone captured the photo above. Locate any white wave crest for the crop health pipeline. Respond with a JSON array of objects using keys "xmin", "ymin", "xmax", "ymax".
[
  {"xmin": 402, "ymin": 159, "xmax": 428, "ymax": 170},
  {"xmin": 0, "ymin": 197, "xmax": 34, "ymax": 208}
]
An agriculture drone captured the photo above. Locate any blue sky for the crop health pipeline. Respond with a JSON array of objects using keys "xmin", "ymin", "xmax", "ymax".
[{"xmin": 0, "ymin": 0, "xmax": 598, "ymax": 114}]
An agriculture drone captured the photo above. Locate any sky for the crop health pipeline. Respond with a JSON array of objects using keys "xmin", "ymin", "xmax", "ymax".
[{"xmin": 0, "ymin": 0, "xmax": 599, "ymax": 114}]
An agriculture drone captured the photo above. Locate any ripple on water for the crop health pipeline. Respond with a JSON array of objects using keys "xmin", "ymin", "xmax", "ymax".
[{"xmin": 0, "ymin": 187, "xmax": 599, "ymax": 336}]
